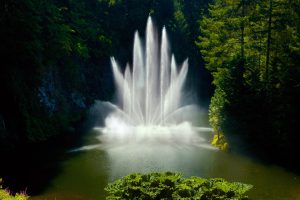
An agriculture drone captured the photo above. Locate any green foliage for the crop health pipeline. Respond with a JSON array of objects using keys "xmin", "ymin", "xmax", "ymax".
[
  {"xmin": 0, "ymin": 0, "xmax": 114, "ymax": 143},
  {"xmin": 198, "ymin": 0, "xmax": 300, "ymax": 161},
  {"xmin": 105, "ymin": 172, "xmax": 253, "ymax": 199},
  {"xmin": 211, "ymin": 133, "xmax": 229, "ymax": 151},
  {"xmin": 0, "ymin": 179, "xmax": 29, "ymax": 200}
]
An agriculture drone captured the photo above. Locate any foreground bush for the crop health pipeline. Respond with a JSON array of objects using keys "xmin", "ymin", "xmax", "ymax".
[
  {"xmin": 0, "ymin": 179, "xmax": 28, "ymax": 200},
  {"xmin": 105, "ymin": 172, "xmax": 252, "ymax": 199}
]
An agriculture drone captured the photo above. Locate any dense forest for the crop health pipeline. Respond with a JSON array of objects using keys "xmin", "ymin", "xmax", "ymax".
[
  {"xmin": 0, "ymin": 0, "xmax": 212, "ymax": 148},
  {"xmin": 1, "ymin": 0, "xmax": 300, "ymax": 199},
  {"xmin": 197, "ymin": 0, "xmax": 300, "ymax": 167},
  {"xmin": 1, "ymin": 0, "xmax": 299, "ymax": 176}
]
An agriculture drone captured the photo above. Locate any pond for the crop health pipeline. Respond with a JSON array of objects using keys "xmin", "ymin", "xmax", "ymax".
[{"xmin": 27, "ymin": 128, "xmax": 300, "ymax": 200}]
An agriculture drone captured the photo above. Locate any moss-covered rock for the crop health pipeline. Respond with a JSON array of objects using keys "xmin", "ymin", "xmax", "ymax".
[{"xmin": 211, "ymin": 133, "xmax": 229, "ymax": 151}]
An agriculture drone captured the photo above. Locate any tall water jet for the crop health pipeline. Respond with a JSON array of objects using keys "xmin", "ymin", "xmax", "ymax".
[
  {"xmin": 108, "ymin": 16, "xmax": 195, "ymax": 127},
  {"xmin": 160, "ymin": 26, "xmax": 169, "ymax": 125}
]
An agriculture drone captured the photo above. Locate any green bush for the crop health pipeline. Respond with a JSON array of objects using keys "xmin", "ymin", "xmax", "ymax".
[
  {"xmin": 105, "ymin": 172, "xmax": 253, "ymax": 200},
  {"xmin": 0, "ymin": 179, "xmax": 29, "ymax": 200}
]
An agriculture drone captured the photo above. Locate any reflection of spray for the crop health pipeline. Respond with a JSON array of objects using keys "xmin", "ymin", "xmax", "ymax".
[{"xmin": 98, "ymin": 126, "xmax": 216, "ymax": 181}]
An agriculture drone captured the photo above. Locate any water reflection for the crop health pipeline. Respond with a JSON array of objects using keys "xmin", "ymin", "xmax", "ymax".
[{"xmin": 32, "ymin": 129, "xmax": 300, "ymax": 200}]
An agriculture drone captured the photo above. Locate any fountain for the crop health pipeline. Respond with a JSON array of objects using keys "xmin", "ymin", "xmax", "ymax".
[
  {"xmin": 102, "ymin": 16, "xmax": 201, "ymax": 131},
  {"xmin": 88, "ymin": 16, "xmax": 214, "ymax": 147},
  {"xmin": 70, "ymin": 17, "xmax": 215, "ymax": 179}
]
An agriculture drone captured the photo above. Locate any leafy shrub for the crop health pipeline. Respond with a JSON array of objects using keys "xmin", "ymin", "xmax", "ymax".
[
  {"xmin": 0, "ymin": 179, "xmax": 29, "ymax": 200},
  {"xmin": 105, "ymin": 172, "xmax": 253, "ymax": 199}
]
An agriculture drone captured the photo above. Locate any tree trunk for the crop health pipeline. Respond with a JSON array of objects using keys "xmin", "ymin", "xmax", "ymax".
[
  {"xmin": 266, "ymin": 0, "xmax": 273, "ymax": 89},
  {"xmin": 241, "ymin": 0, "xmax": 245, "ymax": 62}
]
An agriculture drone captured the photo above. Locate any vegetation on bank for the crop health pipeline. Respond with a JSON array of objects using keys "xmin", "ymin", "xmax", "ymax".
[
  {"xmin": 0, "ymin": 179, "xmax": 28, "ymax": 200},
  {"xmin": 197, "ymin": 0, "xmax": 300, "ymax": 161},
  {"xmin": 105, "ymin": 172, "xmax": 253, "ymax": 199},
  {"xmin": 211, "ymin": 133, "xmax": 229, "ymax": 151}
]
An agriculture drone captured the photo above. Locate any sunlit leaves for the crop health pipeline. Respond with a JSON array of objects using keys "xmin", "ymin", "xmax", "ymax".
[
  {"xmin": 105, "ymin": 172, "xmax": 252, "ymax": 199},
  {"xmin": 197, "ymin": 0, "xmax": 300, "ymax": 160}
]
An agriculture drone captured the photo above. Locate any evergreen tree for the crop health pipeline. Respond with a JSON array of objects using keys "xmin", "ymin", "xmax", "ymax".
[{"xmin": 198, "ymin": 0, "xmax": 300, "ymax": 164}]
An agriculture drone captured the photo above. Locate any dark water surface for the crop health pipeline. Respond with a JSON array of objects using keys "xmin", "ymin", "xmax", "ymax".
[
  {"xmin": 26, "ymin": 128, "xmax": 300, "ymax": 200},
  {"xmin": 1, "ymin": 128, "xmax": 300, "ymax": 200}
]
